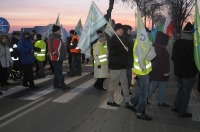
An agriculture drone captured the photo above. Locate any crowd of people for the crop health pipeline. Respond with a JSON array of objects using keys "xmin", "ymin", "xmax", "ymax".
[{"xmin": 0, "ymin": 22, "xmax": 199, "ymax": 121}]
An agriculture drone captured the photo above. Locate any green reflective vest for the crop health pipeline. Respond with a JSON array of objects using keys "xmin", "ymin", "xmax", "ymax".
[
  {"xmin": 93, "ymin": 43, "xmax": 107, "ymax": 66},
  {"xmin": 133, "ymin": 39, "xmax": 152, "ymax": 75},
  {"xmin": 34, "ymin": 40, "xmax": 46, "ymax": 61}
]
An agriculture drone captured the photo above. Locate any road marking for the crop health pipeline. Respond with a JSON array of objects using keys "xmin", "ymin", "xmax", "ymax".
[
  {"xmin": 189, "ymin": 90, "xmax": 200, "ymax": 121},
  {"xmin": 19, "ymin": 72, "xmax": 91, "ymax": 101},
  {"xmin": 53, "ymin": 78, "xmax": 95, "ymax": 103},
  {"xmin": 0, "ymin": 97, "xmax": 44, "ymax": 122},
  {"xmin": 99, "ymin": 86, "xmax": 124, "ymax": 110},
  {"xmin": 19, "ymin": 87, "xmax": 55, "ymax": 100},
  {"xmin": 0, "ymin": 98, "xmax": 51, "ymax": 128},
  {"xmin": 0, "ymin": 86, "xmax": 27, "ymax": 99}
]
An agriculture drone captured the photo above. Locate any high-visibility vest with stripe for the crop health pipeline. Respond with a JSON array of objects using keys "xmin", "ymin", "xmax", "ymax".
[
  {"xmin": 34, "ymin": 40, "xmax": 46, "ymax": 61},
  {"xmin": 94, "ymin": 43, "xmax": 107, "ymax": 66},
  {"xmin": 133, "ymin": 39, "xmax": 152, "ymax": 75},
  {"xmin": 70, "ymin": 35, "xmax": 81, "ymax": 53},
  {"xmin": 9, "ymin": 44, "xmax": 19, "ymax": 61}
]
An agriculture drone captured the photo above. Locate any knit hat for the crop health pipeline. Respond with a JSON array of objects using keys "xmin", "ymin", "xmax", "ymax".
[
  {"xmin": 69, "ymin": 30, "xmax": 76, "ymax": 35},
  {"xmin": 52, "ymin": 24, "xmax": 61, "ymax": 32},
  {"xmin": 115, "ymin": 23, "xmax": 123, "ymax": 31},
  {"xmin": 98, "ymin": 33, "xmax": 106, "ymax": 41},
  {"xmin": 183, "ymin": 22, "xmax": 194, "ymax": 33}
]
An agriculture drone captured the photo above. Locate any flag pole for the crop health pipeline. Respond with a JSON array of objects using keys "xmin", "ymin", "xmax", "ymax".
[
  {"xmin": 106, "ymin": 23, "xmax": 128, "ymax": 51},
  {"xmin": 92, "ymin": 1, "xmax": 128, "ymax": 52}
]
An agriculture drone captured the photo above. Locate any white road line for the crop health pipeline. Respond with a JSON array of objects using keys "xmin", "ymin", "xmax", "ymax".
[
  {"xmin": 19, "ymin": 72, "xmax": 91, "ymax": 101},
  {"xmin": 189, "ymin": 90, "xmax": 200, "ymax": 121},
  {"xmin": 0, "ymin": 98, "xmax": 51, "ymax": 128},
  {"xmin": 99, "ymin": 86, "xmax": 124, "ymax": 110},
  {"xmin": 19, "ymin": 87, "xmax": 55, "ymax": 100},
  {"xmin": 0, "ymin": 86, "xmax": 27, "ymax": 99},
  {"xmin": 0, "ymin": 97, "xmax": 44, "ymax": 122},
  {"xmin": 34, "ymin": 72, "xmax": 67, "ymax": 84},
  {"xmin": 53, "ymin": 78, "xmax": 95, "ymax": 103}
]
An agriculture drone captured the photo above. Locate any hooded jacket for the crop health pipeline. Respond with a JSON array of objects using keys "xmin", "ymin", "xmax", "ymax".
[
  {"xmin": 151, "ymin": 31, "xmax": 170, "ymax": 81},
  {"xmin": 0, "ymin": 44, "xmax": 13, "ymax": 68},
  {"xmin": 18, "ymin": 36, "xmax": 35, "ymax": 64}
]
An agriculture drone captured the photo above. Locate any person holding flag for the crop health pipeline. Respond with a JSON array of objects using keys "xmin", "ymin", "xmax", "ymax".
[
  {"xmin": 106, "ymin": 23, "xmax": 130, "ymax": 107},
  {"xmin": 125, "ymin": 9, "xmax": 156, "ymax": 121}
]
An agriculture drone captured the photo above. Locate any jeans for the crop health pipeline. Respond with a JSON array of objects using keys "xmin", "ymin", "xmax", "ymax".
[
  {"xmin": 71, "ymin": 54, "xmax": 82, "ymax": 75},
  {"xmin": 173, "ymin": 77, "xmax": 195, "ymax": 114},
  {"xmin": 130, "ymin": 74, "xmax": 149, "ymax": 114},
  {"xmin": 198, "ymin": 72, "xmax": 200, "ymax": 92},
  {"xmin": 107, "ymin": 69, "xmax": 130, "ymax": 102},
  {"xmin": 148, "ymin": 81, "xmax": 168, "ymax": 104},
  {"xmin": 37, "ymin": 60, "xmax": 45, "ymax": 76},
  {"xmin": 22, "ymin": 64, "xmax": 34, "ymax": 86},
  {"xmin": 126, "ymin": 68, "xmax": 132, "ymax": 89},
  {"xmin": 51, "ymin": 61, "xmax": 66, "ymax": 88}
]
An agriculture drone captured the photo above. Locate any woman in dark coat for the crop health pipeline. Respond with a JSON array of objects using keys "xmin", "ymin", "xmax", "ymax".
[{"xmin": 148, "ymin": 31, "xmax": 170, "ymax": 107}]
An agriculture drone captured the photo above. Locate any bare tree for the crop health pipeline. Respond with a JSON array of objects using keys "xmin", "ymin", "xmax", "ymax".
[
  {"xmin": 164, "ymin": 0, "xmax": 195, "ymax": 33},
  {"xmin": 104, "ymin": 0, "xmax": 115, "ymax": 21}
]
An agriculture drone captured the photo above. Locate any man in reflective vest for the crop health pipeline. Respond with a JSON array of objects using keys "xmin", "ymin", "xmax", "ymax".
[
  {"xmin": 34, "ymin": 34, "xmax": 46, "ymax": 77},
  {"xmin": 9, "ymin": 32, "xmax": 21, "ymax": 81},
  {"xmin": 126, "ymin": 38, "xmax": 156, "ymax": 121},
  {"xmin": 68, "ymin": 30, "xmax": 82, "ymax": 77},
  {"xmin": 93, "ymin": 33, "xmax": 108, "ymax": 91}
]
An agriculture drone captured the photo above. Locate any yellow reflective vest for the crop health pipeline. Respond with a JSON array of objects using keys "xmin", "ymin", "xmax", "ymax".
[
  {"xmin": 34, "ymin": 40, "xmax": 46, "ymax": 61},
  {"xmin": 133, "ymin": 39, "xmax": 152, "ymax": 75},
  {"xmin": 93, "ymin": 42, "xmax": 108, "ymax": 66}
]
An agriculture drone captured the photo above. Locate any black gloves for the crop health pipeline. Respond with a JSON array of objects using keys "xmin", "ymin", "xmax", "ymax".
[{"xmin": 97, "ymin": 65, "xmax": 101, "ymax": 69}]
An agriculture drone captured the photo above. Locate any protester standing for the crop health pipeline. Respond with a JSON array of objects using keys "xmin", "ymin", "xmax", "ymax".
[
  {"xmin": 34, "ymin": 34, "xmax": 46, "ymax": 77},
  {"xmin": 93, "ymin": 33, "xmax": 108, "ymax": 91},
  {"xmin": 0, "ymin": 34, "xmax": 13, "ymax": 92},
  {"xmin": 126, "ymin": 33, "xmax": 156, "ymax": 121},
  {"xmin": 18, "ymin": 31, "xmax": 37, "ymax": 89},
  {"xmin": 68, "ymin": 30, "xmax": 82, "ymax": 77},
  {"xmin": 148, "ymin": 31, "xmax": 170, "ymax": 107},
  {"xmin": 171, "ymin": 22, "xmax": 198, "ymax": 117},
  {"xmin": 106, "ymin": 23, "xmax": 130, "ymax": 107},
  {"xmin": 10, "ymin": 32, "xmax": 21, "ymax": 81},
  {"xmin": 48, "ymin": 25, "xmax": 67, "ymax": 90},
  {"xmin": 122, "ymin": 25, "xmax": 134, "ymax": 95}
]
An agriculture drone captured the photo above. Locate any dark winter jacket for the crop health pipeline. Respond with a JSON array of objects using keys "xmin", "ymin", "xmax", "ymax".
[
  {"xmin": 172, "ymin": 33, "xmax": 198, "ymax": 78},
  {"xmin": 18, "ymin": 37, "xmax": 35, "ymax": 64},
  {"xmin": 123, "ymin": 26, "xmax": 134, "ymax": 68},
  {"xmin": 108, "ymin": 35, "xmax": 128, "ymax": 70},
  {"xmin": 151, "ymin": 31, "xmax": 170, "ymax": 81},
  {"xmin": 10, "ymin": 36, "xmax": 20, "ymax": 59}
]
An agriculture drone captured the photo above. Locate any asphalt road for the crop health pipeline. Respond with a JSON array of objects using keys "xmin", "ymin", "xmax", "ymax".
[{"xmin": 0, "ymin": 56, "xmax": 200, "ymax": 132}]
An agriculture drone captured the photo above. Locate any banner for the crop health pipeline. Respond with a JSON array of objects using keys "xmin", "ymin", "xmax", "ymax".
[
  {"xmin": 75, "ymin": 19, "xmax": 83, "ymax": 36},
  {"xmin": 78, "ymin": 1, "xmax": 107, "ymax": 54},
  {"xmin": 194, "ymin": 0, "xmax": 200, "ymax": 71}
]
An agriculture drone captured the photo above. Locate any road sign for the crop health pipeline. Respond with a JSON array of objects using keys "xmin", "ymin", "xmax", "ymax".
[{"xmin": 0, "ymin": 17, "xmax": 10, "ymax": 34}]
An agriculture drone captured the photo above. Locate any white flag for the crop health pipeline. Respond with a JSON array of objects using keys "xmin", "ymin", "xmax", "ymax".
[
  {"xmin": 75, "ymin": 19, "xmax": 83, "ymax": 36},
  {"xmin": 78, "ymin": 1, "xmax": 107, "ymax": 54},
  {"xmin": 104, "ymin": 19, "xmax": 115, "ymax": 37},
  {"xmin": 55, "ymin": 13, "xmax": 60, "ymax": 26}
]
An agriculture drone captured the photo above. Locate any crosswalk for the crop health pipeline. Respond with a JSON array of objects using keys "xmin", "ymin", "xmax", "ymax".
[
  {"xmin": 1, "ymin": 72, "xmax": 98, "ymax": 103},
  {"xmin": 19, "ymin": 72, "xmax": 91, "ymax": 101}
]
